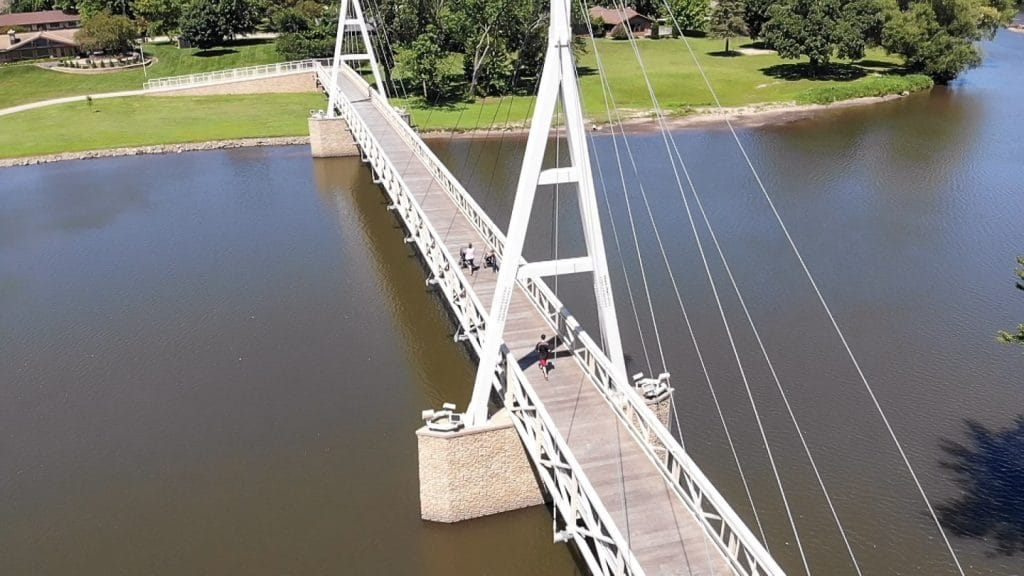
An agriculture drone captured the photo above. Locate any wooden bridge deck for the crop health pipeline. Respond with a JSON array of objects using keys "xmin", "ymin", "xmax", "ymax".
[{"xmin": 334, "ymin": 74, "xmax": 734, "ymax": 576}]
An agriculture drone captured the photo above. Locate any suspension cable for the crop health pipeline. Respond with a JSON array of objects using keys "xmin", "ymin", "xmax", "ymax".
[
  {"xmin": 659, "ymin": 5, "xmax": 967, "ymax": 575},
  {"xmin": 610, "ymin": 6, "xmax": 817, "ymax": 573},
  {"xmin": 576, "ymin": 0, "xmax": 777, "ymax": 543},
  {"xmin": 364, "ymin": 0, "xmax": 408, "ymax": 99}
]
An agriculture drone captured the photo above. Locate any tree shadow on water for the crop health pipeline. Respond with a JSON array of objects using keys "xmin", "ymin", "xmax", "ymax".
[{"xmin": 938, "ymin": 417, "xmax": 1024, "ymax": 556}]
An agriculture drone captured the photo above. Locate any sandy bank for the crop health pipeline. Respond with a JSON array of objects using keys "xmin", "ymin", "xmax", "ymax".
[{"xmin": 421, "ymin": 93, "xmax": 907, "ymax": 140}]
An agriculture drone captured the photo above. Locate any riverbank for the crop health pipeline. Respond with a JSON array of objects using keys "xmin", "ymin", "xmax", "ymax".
[
  {"xmin": 0, "ymin": 92, "xmax": 916, "ymax": 167},
  {"xmin": 0, "ymin": 93, "xmax": 324, "ymax": 160},
  {"xmin": 419, "ymin": 92, "xmax": 912, "ymax": 139},
  {"xmin": 0, "ymin": 137, "xmax": 309, "ymax": 168}
]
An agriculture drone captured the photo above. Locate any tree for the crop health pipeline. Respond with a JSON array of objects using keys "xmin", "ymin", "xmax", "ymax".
[
  {"xmin": 762, "ymin": 0, "xmax": 884, "ymax": 71},
  {"xmin": 662, "ymin": 0, "xmax": 709, "ymax": 35},
  {"xmin": 275, "ymin": 6, "xmax": 334, "ymax": 60},
  {"xmin": 180, "ymin": 0, "xmax": 258, "ymax": 48},
  {"xmin": 742, "ymin": 0, "xmax": 772, "ymax": 40},
  {"xmin": 404, "ymin": 25, "xmax": 448, "ymax": 99},
  {"xmin": 76, "ymin": 0, "xmax": 136, "ymax": 18},
  {"xmin": 709, "ymin": 0, "xmax": 748, "ymax": 52},
  {"xmin": 75, "ymin": 10, "xmax": 137, "ymax": 53},
  {"xmin": 134, "ymin": 0, "xmax": 180, "ymax": 37},
  {"xmin": 882, "ymin": 0, "xmax": 1017, "ymax": 82},
  {"xmin": 996, "ymin": 256, "xmax": 1024, "ymax": 349}
]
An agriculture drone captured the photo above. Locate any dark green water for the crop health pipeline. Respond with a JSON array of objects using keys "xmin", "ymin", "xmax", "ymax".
[{"xmin": 2, "ymin": 28, "xmax": 1022, "ymax": 576}]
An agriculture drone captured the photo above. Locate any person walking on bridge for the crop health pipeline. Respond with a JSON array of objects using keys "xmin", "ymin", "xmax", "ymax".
[
  {"xmin": 536, "ymin": 334, "xmax": 552, "ymax": 380},
  {"xmin": 464, "ymin": 243, "xmax": 478, "ymax": 275}
]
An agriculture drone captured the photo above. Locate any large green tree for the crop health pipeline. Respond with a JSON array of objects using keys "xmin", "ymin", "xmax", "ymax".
[
  {"xmin": 75, "ymin": 10, "xmax": 137, "ymax": 52},
  {"xmin": 445, "ymin": 0, "xmax": 540, "ymax": 96},
  {"xmin": 709, "ymin": 0, "xmax": 748, "ymax": 52},
  {"xmin": 180, "ymin": 0, "xmax": 259, "ymax": 48},
  {"xmin": 662, "ymin": 0, "xmax": 710, "ymax": 35},
  {"xmin": 997, "ymin": 256, "xmax": 1024, "ymax": 349},
  {"xmin": 403, "ymin": 24, "xmax": 448, "ymax": 99},
  {"xmin": 881, "ymin": 0, "xmax": 1017, "ymax": 82},
  {"xmin": 762, "ymin": 0, "xmax": 885, "ymax": 71},
  {"xmin": 742, "ymin": 0, "xmax": 773, "ymax": 39},
  {"xmin": 275, "ymin": 4, "xmax": 335, "ymax": 60},
  {"xmin": 134, "ymin": 0, "xmax": 180, "ymax": 37}
]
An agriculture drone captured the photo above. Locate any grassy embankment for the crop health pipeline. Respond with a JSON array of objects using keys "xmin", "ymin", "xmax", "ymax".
[
  {"xmin": 0, "ymin": 39, "xmax": 287, "ymax": 109},
  {"xmin": 0, "ymin": 36, "xmax": 930, "ymax": 159},
  {"xmin": 0, "ymin": 39, "xmax": 326, "ymax": 159},
  {"xmin": 0, "ymin": 93, "xmax": 325, "ymax": 158},
  {"xmin": 395, "ymin": 36, "xmax": 932, "ymax": 131}
]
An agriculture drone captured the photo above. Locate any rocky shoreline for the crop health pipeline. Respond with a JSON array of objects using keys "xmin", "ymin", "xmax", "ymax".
[{"xmin": 0, "ymin": 136, "xmax": 311, "ymax": 168}]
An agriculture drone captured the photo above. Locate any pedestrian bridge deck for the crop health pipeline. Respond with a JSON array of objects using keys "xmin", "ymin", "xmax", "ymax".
[{"xmin": 323, "ymin": 65, "xmax": 746, "ymax": 576}]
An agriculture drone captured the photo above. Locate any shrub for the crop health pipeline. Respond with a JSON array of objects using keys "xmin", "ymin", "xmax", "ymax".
[{"xmin": 795, "ymin": 74, "xmax": 933, "ymax": 104}]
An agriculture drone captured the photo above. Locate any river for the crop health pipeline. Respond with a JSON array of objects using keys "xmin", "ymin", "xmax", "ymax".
[{"xmin": 1, "ymin": 28, "xmax": 1021, "ymax": 576}]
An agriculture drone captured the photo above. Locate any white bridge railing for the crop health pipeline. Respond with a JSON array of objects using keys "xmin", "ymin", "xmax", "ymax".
[
  {"xmin": 317, "ymin": 63, "xmax": 644, "ymax": 576},
  {"xmin": 319, "ymin": 63, "xmax": 785, "ymax": 576},
  {"xmin": 144, "ymin": 59, "xmax": 330, "ymax": 91}
]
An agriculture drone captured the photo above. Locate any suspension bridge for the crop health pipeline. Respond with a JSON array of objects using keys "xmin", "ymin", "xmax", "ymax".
[{"xmin": 306, "ymin": 0, "xmax": 969, "ymax": 574}]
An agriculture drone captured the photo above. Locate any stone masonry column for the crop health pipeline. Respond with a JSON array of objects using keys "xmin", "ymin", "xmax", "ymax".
[
  {"xmin": 417, "ymin": 409, "xmax": 547, "ymax": 523},
  {"xmin": 308, "ymin": 116, "xmax": 359, "ymax": 157}
]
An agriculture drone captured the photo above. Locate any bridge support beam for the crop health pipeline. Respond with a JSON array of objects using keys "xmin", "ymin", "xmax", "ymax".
[
  {"xmin": 417, "ymin": 409, "xmax": 546, "ymax": 522},
  {"xmin": 308, "ymin": 116, "xmax": 358, "ymax": 157}
]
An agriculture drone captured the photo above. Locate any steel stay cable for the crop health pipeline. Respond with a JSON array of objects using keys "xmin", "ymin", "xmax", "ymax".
[
  {"xmin": 611, "ymin": 5, "xmax": 814, "ymax": 571},
  {"xmin": 574, "ymin": 15, "xmax": 720, "ymax": 575},
  {"xmin": 364, "ymin": 0, "xmax": 408, "ymax": 99},
  {"xmin": 660, "ymin": 5, "xmax": 967, "ymax": 575},
  {"xmin": 636, "ymin": 15, "xmax": 866, "ymax": 569},
  {"xmin": 576, "ymin": 17, "xmax": 774, "ymax": 576},
  {"xmin": 587, "ymin": 0, "xmax": 789, "ymax": 553},
  {"xmin": 550, "ymin": 1, "xmax": 638, "ymax": 553}
]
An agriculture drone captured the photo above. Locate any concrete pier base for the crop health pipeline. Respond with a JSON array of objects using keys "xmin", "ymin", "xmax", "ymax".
[
  {"xmin": 308, "ymin": 116, "xmax": 358, "ymax": 157},
  {"xmin": 417, "ymin": 409, "xmax": 546, "ymax": 523},
  {"xmin": 627, "ymin": 392, "xmax": 674, "ymax": 455}
]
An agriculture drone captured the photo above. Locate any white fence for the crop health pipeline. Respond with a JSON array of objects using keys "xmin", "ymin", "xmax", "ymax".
[
  {"xmin": 319, "ymin": 62, "xmax": 786, "ymax": 576},
  {"xmin": 144, "ymin": 59, "xmax": 329, "ymax": 92}
]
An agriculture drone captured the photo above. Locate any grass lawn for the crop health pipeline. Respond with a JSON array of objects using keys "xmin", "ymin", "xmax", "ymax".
[
  {"xmin": 395, "ymin": 36, "xmax": 931, "ymax": 129},
  {"xmin": 0, "ymin": 39, "xmax": 286, "ymax": 110},
  {"xmin": 0, "ymin": 92, "xmax": 325, "ymax": 159}
]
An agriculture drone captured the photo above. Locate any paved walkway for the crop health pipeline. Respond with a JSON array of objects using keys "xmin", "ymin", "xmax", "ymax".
[{"xmin": 0, "ymin": 90, "xmax": 145, "ymax": 118}]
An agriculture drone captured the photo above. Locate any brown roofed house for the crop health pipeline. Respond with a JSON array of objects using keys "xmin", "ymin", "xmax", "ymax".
[
  {"xmin": 0, "ymin": 9, "xmax": 80, "ymax": 31},
  {"xmin": 588, "ymin": 6, "xmax": 654, "ymax": 37},
  {"xmin": 0, "ymin": 10, "xmax": 81, "ymax": 63}
]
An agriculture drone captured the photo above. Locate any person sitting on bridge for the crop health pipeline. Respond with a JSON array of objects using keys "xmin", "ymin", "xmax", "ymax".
[
  {"xmin": 459, "ymin": 244, "xmax": 469, "ymax": 268},
  {"xmin": 536, "ymin": 334, "xmax": 552, "ymax": 380},
  {"xmin": 484, "ymin": 249, "xmax": 498, "ymax": 272}
]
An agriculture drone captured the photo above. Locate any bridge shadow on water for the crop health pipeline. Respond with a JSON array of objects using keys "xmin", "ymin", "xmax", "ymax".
[{"xmin": 938, "ymin": 417, "xmax": 1024, "ymax": 556}]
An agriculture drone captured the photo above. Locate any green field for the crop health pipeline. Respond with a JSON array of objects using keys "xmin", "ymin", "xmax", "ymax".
[
  {"xmin": 397, "ymin": 36, "xmax": 931, "ymax": 130},
  {"xmin": 0, "ymin": 34, "xmax": 932, "ymax": 157},
  {"xmin": 0, "ymin": 93, "xmax": 324, "ymax": 158},
  {"xmin": 0, "ymin": 39, "xmax": 286, "ymax": 109}
]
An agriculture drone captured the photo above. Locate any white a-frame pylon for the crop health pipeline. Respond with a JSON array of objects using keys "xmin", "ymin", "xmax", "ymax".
[
  {"xmin": 464, "ymin": 0, "xmax": 627, "ymax": 426},
  {"xmin": 327, "ymin": 0, "xmax": 386, "ymax": 115}
]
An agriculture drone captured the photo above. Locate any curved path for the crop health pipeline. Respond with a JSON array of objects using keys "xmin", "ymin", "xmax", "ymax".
[{"xmin": 0, "ymin": 89, "xmax": 145, "ymax": 118}]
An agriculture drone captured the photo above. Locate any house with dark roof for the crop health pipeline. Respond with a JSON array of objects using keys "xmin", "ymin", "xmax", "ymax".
[
  {"xmin": 0, "ymin": 10, "xmax": 81, "ymax": 63},
  {"xmin": 0, "ymin": 9, "xmax": 80, "ymax": 31},
  {"xmin": 588, "ymin": 6, "xmax": 654, "ymax": 37}
]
